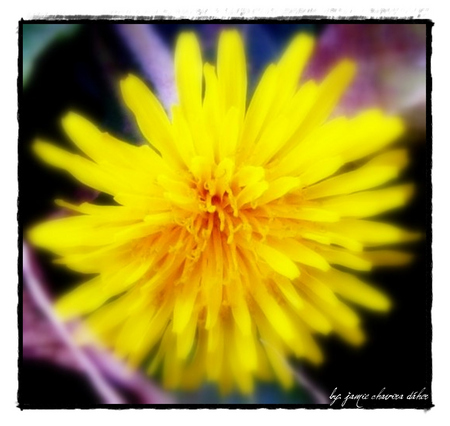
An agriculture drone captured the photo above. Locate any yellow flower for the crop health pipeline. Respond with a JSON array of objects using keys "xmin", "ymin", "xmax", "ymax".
[{"xmin": 29, "ymin": 30, "xmax": 419, "ymax": 395}]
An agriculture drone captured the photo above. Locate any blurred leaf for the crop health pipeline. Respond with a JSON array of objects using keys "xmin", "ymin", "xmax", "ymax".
[{"xmin": 22, "ymin": 23, "xmax": 80, "ymax": 87}]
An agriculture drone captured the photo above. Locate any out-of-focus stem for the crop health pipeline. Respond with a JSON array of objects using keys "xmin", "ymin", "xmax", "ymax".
[
  {"xmin": 22, "ymin": 243, "xmax": 125, "ymax": 404},
  {"xmin": 292, "ymin": 367, "xmax": 329, "ymax": 405},
  {"xmin": 261, "ymin": 338, "xmax": 328, "ymax": 404}
]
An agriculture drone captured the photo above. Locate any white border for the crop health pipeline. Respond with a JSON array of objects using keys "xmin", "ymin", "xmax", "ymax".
[{"xmin": 4, "ymin": 1, "xmax": 447, "ymax": 425}]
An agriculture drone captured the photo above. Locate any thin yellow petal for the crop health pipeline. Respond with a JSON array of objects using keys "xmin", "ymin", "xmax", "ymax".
[
  {"xmin": 313, "ymin": 268, "xmax": 391, "ymax": 312},
  {"xmin": 120, "ymin": 75, "xmax": 181, "ymax": 166},
  {"xmin": 269, "ymin": 238, "xmax": 330, "ymax": 271},
  {"xmin": 272, "ymin": 276, "xmax": 304, "ymax": 310},
  {"xmin": 170, "ymin": 105, "xmax": 197, "ymax": 165},
  {"xmin": 255, "ymin": 242, "xmax": 300, "ymax": 279},
  {"xmin": 360, "ymin": 250, "xmax": 414, "ymax": 266},
  {"xmin": 272, "ymin": 117, "xmax": 349, "ymax": 178},
  {"xmin": 175, "ymin": 32, "xmax": 203, "ymax": 119},
  {"xmin": 29, "ymin": 216, "xmax": 129, "ymax": 249},
  {"xmin": 304, "ymin": 150, "xmax": 409, "ymax": 199},
  {"xmin": 295, "ymin": 60, "xmax": 356, "ymax": 137},
  {"xmin": 55, "ymin": 277, "xmax": 104, "ymax": 319},
  {"xmin": 172, "ymin": 271, "xmax": 200, "ymax": 334},
  {"xmin": 176, "ymin": 309, "xmax": 199, "ymax": 359},
  {"xmin": 239, "ymin": 65, "xmax": 278, "ymax": 158},
  {"xmin": 256, "ymin": 177, "xmax": 301, "ymax": 205},
  {"xmin": 324, "ymin": 219, "xmax": 422, "ymax": 246},
  {"xmin": 33, "ymin": 140, "xmax": 125, "ymax": 195},
  {"xmin": 55, "ymin": 199, "xmax": 148, "ymax": 222},
  {"xmin": 61, "ymin": 112, "xmax": 165, "ymax": 174},
  {"xmin": 313, "ymin": 244, "xmax": 372, "ymax": 271},
  {"xmin": 295, "ymin": 300, "xmax": 333, "ymax": 334},
  {"xmin": 217, "ymin": 30, "xmax": 247, "ymax": 121},
  {"xmin": 251, "ymin": 285, "xmax": 297, "ymax": 346},
  {"xmin": 233, "ymin": 322, "xmax": 258, "ymax": 373},
  {"xmin": 320, "ymin": 184, "xmax": 414, "ymax": 218},
  {"xmin": 273, "ymin": 33, "xmax": 315, "ymax": 113},
  {"xmin": 299, "ymin": 156, "xmax": 344, "ymax": 188},
  {"xmin": 342, "ymin": 114, "xmax": 405, "ymax": 163}
]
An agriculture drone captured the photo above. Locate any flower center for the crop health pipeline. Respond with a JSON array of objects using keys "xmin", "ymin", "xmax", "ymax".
[
  {"xmin": 157, "ymin": 156, "xmax": 274, "ymax": 263},
  {"xmin": 211, "ymin": 194, "xmax": 221, "ymax": 206}
]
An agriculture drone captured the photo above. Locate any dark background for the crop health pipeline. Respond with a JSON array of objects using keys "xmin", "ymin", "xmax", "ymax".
[{"xmin": 19, "ymin": 21, "xmax": 431, "ymax": 407}]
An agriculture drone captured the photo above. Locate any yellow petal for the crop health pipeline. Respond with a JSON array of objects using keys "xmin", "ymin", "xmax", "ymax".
[
  {"xmin": 55, "ymin": 199, "xmax": 147, "ymax": 222},
  {"xmin": 120, "ymin": 75, "xmax": 181, "ymax": 166},
  {"xmin": 29, "ymin": 216, "xmax": 128, "ymax": 249},
  {"xmin": 206, "ymin": 322, "xmax": 225, "ymax": 381},
  {"xmin": 217, "ymin": 30, "xmax": 247, "ymax": 121},
  {"xmin": 236, "ymin": 180, "xmax": 269, "ymax": 208},
  {"xmin": 259, "ymin": 338, "xmax": 293, "ymax": 389},
  {"xmin": 33, "ymin": 140, "xmax": 125, "ymax": 195},
  {"xmin": 304, "ymin": 149, "xmax": 409, "ymax": 199},
  {"xmin": 172, "ymin": 270, "xmax": 200, "ymax": 334},
  {"xmin": 55, "ymin": 277, "xmax": 105, "ymax": 319},
  {"xmin": 295, "ymin": 299, "xmax": 332, "ymax": 334},
  {"xmin": 269, "ymin": 238, "xmax": 330, "ymax": 271},
  {"xmin": 175, "ymin": 32, "xmax": 203, "ymax": 121},
  {"xmin": 233, "ymin": 323, "xmax": 258, "ymax": 373},
  {"xmin": 273, "ymin": 33, "xmax": 315, "ymax": 113},
  {"xmin": 324, "ymin": 219, "xmax": 422, "ymax": 246},
  {"xmin": 54, "ymin": 243, "xmax": 130, "ymax": 273},
  {"xmin": 272, "ymin": 80, "xmax": 320, "ymax": 160},
  {"xmin": 235, "ymin": 165, "xmax": 265, "ymax": 188},
  {"xmin": 218, "ymin": 107, "xmax": 240, "ymax": 159},
  {"xmin": 202, "ymin": 63, "xmax": 221, "ymax": 160},
  {"xmin": 251, "ymin": 284, "xmax": 297, "ymax": 346},
  {"xmin": 239, "ymin": 64, "xmax": 277, "ymax": 156},
  {"xmin": 313, "ymin": 268, "xmax": 391, "ymax": 312},
  {"xmin": 229, "ymin": 278, "xmax": 252, "ymax": 336},
  {"xmin": 256, "ymin": 177, "xmax": 301, "ymax": 205},
  {"xmin": 342, "ymin": 114, "xmax": 405, "ymax": 163},
  {"xmin": 176, "ymin": 309, "xmax": 199, "ymax": 359},
  {"xmin": 204, "ymin": 237, "xmax": 224, "ymax": 330},
  {"xmin": 272, "ymin": 117, "xmax": 348, "ymax": 178},
  {"xmin": 267, "ymin": 205, "xmax": 340, "ymax": 223},
  {"xmin": 360, "ymin": 250, "xmax": 414, "ymax": 266},
  {"xmin": 115, "ymin": 307, "xmax": 152, "ymax": 359},
  {"xmin": 249, "ymin": 116, "xmax": 292, "ymax": 166},
  {"xmin": 113, "ymin": 193, "xmax": 170, "ymax": 211},
  {"xmin": 299, "ymin": 156, "xmax": 344, "ymax": 188},
  {"xmin": 128, "ymin": 300, "xmax": 174, "ymax": 367},
  {"xmin": 314, "ymin": 245, "xmax": 372, "ymax": 271},
  {"xmin": 61, "ymin": 112, "xmax": 166, "ymax": 175},
  {"xmin": 255, "ymin": 242, "xmax": 300, "ymax": 279},
  {"xmin": 296, "ymin": 60, "xmax": 356, "ymax": 137},
  {"xmin": 320, "ymin": 184, "xmax": 414, "ymax": 218},
  {"xmin": 272, "ymin": 276, "xmax": 304, "ymax": 311},
  {"xmin": 171, "ymin": 105, "xmax": 197, "ymax": 165}
]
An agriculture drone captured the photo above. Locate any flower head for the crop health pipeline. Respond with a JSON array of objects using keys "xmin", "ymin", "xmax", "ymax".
[{"xmin": 29, "ymin": 30, "xmax": 419, "ymax": 394}]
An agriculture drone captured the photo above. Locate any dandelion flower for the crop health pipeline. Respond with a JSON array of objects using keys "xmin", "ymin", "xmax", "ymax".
[{"xmin": 29, "ymin": 30, "xmax": 419, "ymax": 394}]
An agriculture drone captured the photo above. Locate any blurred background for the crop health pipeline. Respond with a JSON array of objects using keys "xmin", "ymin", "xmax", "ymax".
[{"xmin": 20, "ymin": 22, "xmax": 429, "ymax": 407}]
